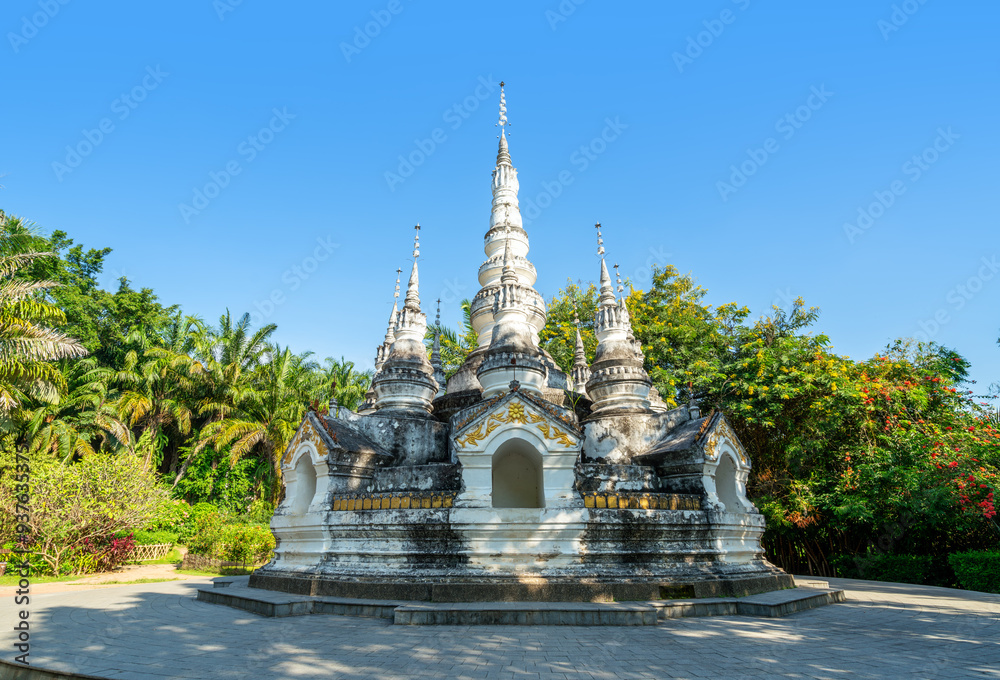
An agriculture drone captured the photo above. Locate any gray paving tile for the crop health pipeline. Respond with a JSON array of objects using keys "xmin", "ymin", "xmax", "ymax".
[{"xmin": 3, "ymin": 577, "xmax": 999, "ymax": 679}]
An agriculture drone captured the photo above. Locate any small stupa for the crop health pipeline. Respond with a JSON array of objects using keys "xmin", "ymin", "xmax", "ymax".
[{"xmin": 252, "ymin": 84, "xmax": 790, "ymax": 601}]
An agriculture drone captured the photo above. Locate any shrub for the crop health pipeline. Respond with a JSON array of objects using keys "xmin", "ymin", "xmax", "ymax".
[
  {"xmin": 132, "ymin": 530, "xmax": 179, "ymax": 546},
  {"xmin": 146, "ymin": 499, "xmax": 191, "ymax": 536},
  {"xmin": 948, "ymin": 551, "xmax": 1000, "ymax": 593},
  {"xmin": 78, "ymin": 533, "xmax": 136, "ymax": 573},
  {"xmin": 0, "ymin": 449, "xmax": 169, "ymax": 575},
  {"xmin": 218, "ymin": 523, "xmax": 275, "ymax": 566},
  {"xmin": 245, "ymin": 498, "xmax": 275, "ymax": 524},
  {"xmin": 835, "ymin": 553, "xmax": 932, "ymax": 584},
  {"xmin": 186, "ymin": 510, "xmax": 226, "ymax": 556}
]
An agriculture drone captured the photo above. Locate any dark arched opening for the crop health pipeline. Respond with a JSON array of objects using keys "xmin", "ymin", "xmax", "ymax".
[{"xmin": 492, "ymin": 438, "xmax": 544, "ymax": 508}]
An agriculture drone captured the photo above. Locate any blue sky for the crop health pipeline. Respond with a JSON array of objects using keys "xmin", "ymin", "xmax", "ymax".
[{"xmin": 2, "ymin": 0, "xmax": 998, "ymax": 392}]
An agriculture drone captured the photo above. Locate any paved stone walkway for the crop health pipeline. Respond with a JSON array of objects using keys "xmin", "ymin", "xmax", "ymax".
[{"xmin": 3, "ymin": 577, "xmax": 998, "ymax": 679}]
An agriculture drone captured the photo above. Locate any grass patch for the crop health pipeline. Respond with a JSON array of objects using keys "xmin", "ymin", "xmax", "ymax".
[
  {"xmin": 87, "ymin": 578, "xmax": 181, "ymax": 585},
  {"xmin": 176, "ymin": 567, "xmax": 254, "ymax": 577},
  {"xmin": 0, "ymin": 573, "xmax": 83, "ymax": 587}
]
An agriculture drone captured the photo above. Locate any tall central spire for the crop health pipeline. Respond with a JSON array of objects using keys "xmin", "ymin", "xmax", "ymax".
[{"xmin": 469, "ymin": 82, "xmax": 547, "ymax": 352}]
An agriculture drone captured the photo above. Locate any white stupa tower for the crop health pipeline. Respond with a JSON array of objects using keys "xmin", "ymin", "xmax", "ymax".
[
  {"xmin": 586, "ymin": 223, "xmax": 653, "ymax": 413},
  {"xmin": 469, "ymin": 83, "xmax": 547, "ymax": 350}
]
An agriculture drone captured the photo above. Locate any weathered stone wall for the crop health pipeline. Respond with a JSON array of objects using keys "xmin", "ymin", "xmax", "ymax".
[{"xmin": 348, "ymin": 412, "xmax": 451, "ymax": 465}]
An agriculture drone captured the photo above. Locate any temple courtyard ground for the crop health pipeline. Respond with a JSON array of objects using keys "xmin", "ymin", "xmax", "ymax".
[{"xmin": 2, "ymin": 575, "xmax": 998, "ymax": 679}]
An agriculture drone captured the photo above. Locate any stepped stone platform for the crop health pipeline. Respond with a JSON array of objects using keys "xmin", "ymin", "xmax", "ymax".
[
  {"xmin": 196, "ymin": 575, "xmax": 844, "ymax": 625},
  {"xmin": 247, "ymin": 570, "xmax": 796, "ymax": 602}
]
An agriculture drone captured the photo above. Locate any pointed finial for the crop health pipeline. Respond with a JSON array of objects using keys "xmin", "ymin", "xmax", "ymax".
[
  {"xmin": 393, "ymin": 267, "xmax": 402, "ymax": 301},
  {"xmin": 431, "ymin": 297, "xmax": 443, "ymax": 366},
  {"xmin": 614, "ymin": 263, "xmax": 624, "ymax": 295},
  {"xmin": 597, "ymin": 223, "xmax": 616, "ymax": 307},
  {"xmin": 573, "ymin": 310, "xmax": 586, "ymax": 351},
  {"xmin": 497, "ymin": 82, "xmax": 507, "ymax": 130},
  {"xmin": 501, "ymin": 225, "xmax": 517, "ymax": 284},
  {"xmin": 404, "ymin": 226, "xmax": 421, "ymax": 311}
]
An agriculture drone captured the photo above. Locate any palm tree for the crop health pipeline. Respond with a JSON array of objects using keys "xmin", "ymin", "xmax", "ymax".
[
  {"xmin": 314, "ymin": 356, "xmax": 372, "ymax": 411},
  {"xmin": 429, "ymin": 298, "xmax": 477, "ymax": 377},
  {"xmin": 0, "ymin": 215, "xmax": 87, "ymax": 417},
  {"xmin": 115, "ymin": 348, "xmax": 193, "ymax": 467},
  {"xmin": 199, "ymin": 345, "xmax": 313, "ymax": 502},
  {"xmin": 169, "ymin": 313, "xmax": 276, "ymax": 490},
  {"xmin": 25, "ymin": 357, "xmax": 130, "ymax": 461}
]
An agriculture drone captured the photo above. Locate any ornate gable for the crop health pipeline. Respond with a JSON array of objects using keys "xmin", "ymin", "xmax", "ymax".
[
  {"xmin": 282, "ymin": 412, "xmax": 332, "ymax": 466},
  {"xmin": 452, "ymin": 389, "xmax": 582, "ymax": 452},
  {"xmin": 698, "ymin": 412, "xmax": 749, "ymax": 467}
]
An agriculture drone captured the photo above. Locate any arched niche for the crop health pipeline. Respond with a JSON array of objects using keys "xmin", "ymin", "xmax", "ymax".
[
  {"xmin": 715, "ymin": 453, "xmax": 742, "ymax": 513},
  {"xmin": 290, "ymin": 450, "xmax": 318, "ymax": 515},
  {"xmin": 491, "ymin": 438, "xmax": 544, "ymax": 508}
]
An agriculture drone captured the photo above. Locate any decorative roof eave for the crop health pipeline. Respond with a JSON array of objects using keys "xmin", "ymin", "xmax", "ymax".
[
  {"xmin": 282, "ymin": 411, "xmax": 396, "ymax": 471},
  {"xmin": 451, "ymin": 384, "xmax": 580, "ymax": 438},
  {"xmin": 631, "ymin": 410, "xmax": 749, "ymax": 469}
]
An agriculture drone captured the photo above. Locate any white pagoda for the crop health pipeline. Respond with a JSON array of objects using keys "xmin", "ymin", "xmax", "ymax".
[{"xmin": 252, "ymin": 85, "xmax": 789, "ymax": 601}]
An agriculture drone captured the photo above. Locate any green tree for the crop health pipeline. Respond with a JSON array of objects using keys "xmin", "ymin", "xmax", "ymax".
[
  {"xmin": 312, "ymin": 356, "xmax": 372, "ymax": 410},
  {"xmin": 431, "ymin": 298, "xmax": 478, "ymax": 377},
  {"xmin": 25, "ymin": 357, "xmax": 130, "ymax": 461},
  {"xmin": 0, "ymin": 215, "xmax": 87, "ymax": 418},
  {"xmin": 199, "ymin": 345, "xmax": 313, "ymax": 502}
]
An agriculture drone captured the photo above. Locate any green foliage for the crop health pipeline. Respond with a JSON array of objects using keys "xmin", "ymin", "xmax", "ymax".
[
  {"xmin": 948, "ymin": 551, "xmax": 1000, "ymax": 593},
  {"xmin": 144, "ymin": 498, "xmax": 192, "ymax": 535},
  {"xmin": 833, "ymin": 553, "xmax": 933, "ymax": 584},
  {"xmin": 432, "ymin": 298, "xmax": 478, "ymax": 378},
  {"xmin": 132, "ymin": 529, "xmax": 179, "ymax": 546},
  {"xmin": 0, "ymin": 215, "xmax": 88, "ymax": 415},
  {"xmin": 538, "ymin": 282, "xmax": 598, "ymax": 375},
  {"xmin": 172, "ymin": 445, "xmax": 260, "ymax": 514},
  {"xmin": 0, "ymin": 447, "xmax": 169, "ymax": 575},
  {"xmin": 311, "ymin": 357, "xmax": 372, "ymax": 411},
  {"xmin": 218, "ymin": 523, "xmax": 275, "ymax": 565},
  {"xmin": 542, "ymin": 266, "xmax": 1000, "ymax": 576},
  {"xmin": 176, "ymin": 502, "xmax": 220, "ymax": 544},
  {"xmin": 185, "ymin": 508, "xmax": 274, "ymax": 566},
  {"xmin": 245, "ymin": 498, "xmax": 276, "ymax": 524},
  {"xmin": 186, "ymin": 509, "xmax": 226, "ymax": 556}
]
